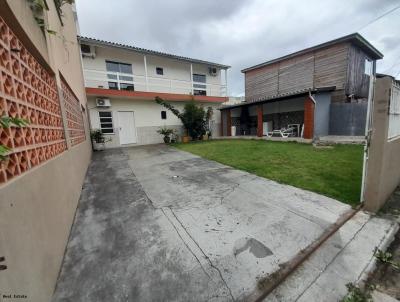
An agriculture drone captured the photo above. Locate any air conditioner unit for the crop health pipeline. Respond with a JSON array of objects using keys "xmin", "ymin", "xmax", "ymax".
[
  {"xmin": 96, "ymin": 98, "xmax": 111, "ymax": 107},
  {"xmin": 208, "ymin": 67, "xmax": 217, "ymax": 76},
  {"xmin": 81, "ymin": 44, "xmax": 96, "ymax": 59}
]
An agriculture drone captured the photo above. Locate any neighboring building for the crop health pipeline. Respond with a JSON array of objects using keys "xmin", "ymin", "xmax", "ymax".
[
  {"xmin": 223, "ymin": 96, "xmax": 245, "ymax": 106},
  {"xmin": 0, "ymin": 1, "xmax": 91, "ymax": 301},
  {"xmin": 220, "ymin": 33, "xmax": 383, "ymax": 139},
  {"xmin": 79, "ymin": 36, "xmax": 230, "ymax": 147}
]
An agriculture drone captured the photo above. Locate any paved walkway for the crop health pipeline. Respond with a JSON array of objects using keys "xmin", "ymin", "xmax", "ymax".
[{"xmin": 53, "ymin": 145, "xmax": 355, "ymax": 301}]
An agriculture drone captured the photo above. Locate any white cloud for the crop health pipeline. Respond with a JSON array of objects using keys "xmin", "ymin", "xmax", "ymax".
[{"xmin": 76, "ymin": 0, "xmax": 400, "ymax": 95}]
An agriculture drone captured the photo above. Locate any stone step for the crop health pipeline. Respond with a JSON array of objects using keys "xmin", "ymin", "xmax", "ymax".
[{"xmin": 265, "ymin": 211, "xmax": 398, "ymax": 301}]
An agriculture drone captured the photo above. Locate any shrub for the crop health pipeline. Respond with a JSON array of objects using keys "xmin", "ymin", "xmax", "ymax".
[{"xmin": 155, "ymin": 96, "xmax": 213, "ymax": 140}]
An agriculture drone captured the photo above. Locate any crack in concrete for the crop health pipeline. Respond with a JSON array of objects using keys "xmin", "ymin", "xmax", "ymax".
[
  {"xmin": 294, "ymin": 216, "xmax": 371, "ymax": 301},
  {"xmin": 169, "ymin": 208, "xmax": 236, "ymax": 301},
  {"xmin": 160, "ymin": 208, "xmax": 211, "ymax": 280},
  {"xmin": 124, "ymin": 151, "xmax": 235, "ymax": 300},
  {"xmin": 220, "ymin": 182, "xmax": 240, "ymax": 205}
]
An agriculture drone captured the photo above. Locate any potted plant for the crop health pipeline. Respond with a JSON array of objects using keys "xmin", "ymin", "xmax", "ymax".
[
  {"xmin": 202, "ymin": 130, "xmax": 211, "ymax": 141},
  {"xmin": 90, "ymin": 129, "xmax": 106, "ymax": 151},
  {"xmin": 157, "ymin": 127, "xmax": 175, "ymax": 143}
]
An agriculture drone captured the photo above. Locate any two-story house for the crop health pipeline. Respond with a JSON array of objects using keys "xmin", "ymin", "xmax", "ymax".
[
  {"xmin": 78, "ymin": 36, "xmax": 229, "ymax": 147},
  {"xmin": 220, "ymin": 33, "xmax": 383, "ymax": 139}
]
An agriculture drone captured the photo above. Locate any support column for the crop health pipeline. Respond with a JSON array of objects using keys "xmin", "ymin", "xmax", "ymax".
[
  {"xmin": 190, "ymin": 63, "xmax": 194, "ymax": 94},
  {"xmin": 227, "ymin": 109, "xmax": 232, "ymax": 136},
  {"xmin": 257, "ymin": 104, "xmax": 263, "ymax": 137},
  {"xmin": 143, "ymin": 55, "xmax": 149, "ymax": 91},
  {"xmin": 303, "ymin": 97, "xmax": 315, "ymax": 139}
]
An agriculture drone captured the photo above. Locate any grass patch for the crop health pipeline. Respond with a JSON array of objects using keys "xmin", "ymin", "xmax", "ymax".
[{"xmin": 172, "ymin": 139, "xmax": 364, "ymax": 205}]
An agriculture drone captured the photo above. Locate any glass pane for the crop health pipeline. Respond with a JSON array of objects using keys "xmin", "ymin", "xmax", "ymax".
[
  {"xmin": 119, "ymin": 75, "xmax": 133, "ymax": 81},
  {"xmin": 107, "ymin": 74, "xmax": 118, "ymax": 80},
  {"xmin": 161, "ymin": 111, "xmax": 167, "ymax": 119},
  {"xmin": 99, "ymin": 112, "xmax": 112, "ymax": 117},
  {"xmin": 100, "ymin": 118, "xmax": 112, "ymax": 123},
  {"xmin": 193, "ymin": 83, "xmax": 206, "ymax": 89},
  {"xmin": 100, "ymin": 123, "xmax": 113, "ymax": 128},
  {"xmin": 106, "ymin": 61, "xmax": 120, "ymax": 72},
  {"xmin": 101, "ymin": 128, "xmax": 114, "ymax": 134},
  {"xmin": 193, "ymin": 74, "xmax": 206, "ymax": 83},
  {"xmin": 108, "ymin": 82, "xmax": 118, "ymax": 90},
  {"xmin": 120, "ymin": 83, "xmax": 134, "ymax": 91},
  {"xmin": 194, "ymin": 89, "xmax": 207, "ymax": 96},
  {"xmin": 156, "ymin": 67, "xmax": 164, "ymax": 75},
  {"xmin": 119, "ymin": 63, "xmax": 132, "ymax": 74}
]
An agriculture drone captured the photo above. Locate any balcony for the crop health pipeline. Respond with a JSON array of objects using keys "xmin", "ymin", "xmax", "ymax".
[{"xmin": 83, "ymin": 69, "xmax": 227, "ymax": 97}]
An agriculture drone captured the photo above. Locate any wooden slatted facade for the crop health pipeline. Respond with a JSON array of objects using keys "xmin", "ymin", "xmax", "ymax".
[{"xmin": 243, "ymin": 34, "xmax": 383, "ymax": 103}]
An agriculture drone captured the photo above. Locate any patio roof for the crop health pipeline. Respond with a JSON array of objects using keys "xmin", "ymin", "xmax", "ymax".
[{"xmin": 219, "ymin": 86, "xmax": 336, "ymax": 110}]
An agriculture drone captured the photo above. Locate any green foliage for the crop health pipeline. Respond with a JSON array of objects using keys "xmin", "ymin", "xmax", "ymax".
[
  {"xmin": 157, "ymin": 127, "xmax": 175, "ymax": 137},
  {"xmin": 173, "ymin": 140, "xmax": 364, "ymax": 205},
  {"xmin": 54, "ymin": 0, "xmax": 75, "ymax": 18},
  {"xmin": 0, "ymin": 145, "xmax": 11, "ymax": 162},
  {"xmin": 90, "ymin": 129, "xmax": 105, "ymax": 143},
  {"xmin": 0, "ymin": 116, "xmax": 29, "ymax": 162},
  {"xmin": 342, "ymin": 283, "xmax": 372, "ymax": 302},
  {"xmin": 155, "ymin": 96, "xmax": 213, "ymax": 140},
  {"xmin": 375, "ymin": 248, "xmax": 400, "ymax": 270},
  {"xmin": 0, "ymin": 116, "xmax": 29, "ymax": 128}
]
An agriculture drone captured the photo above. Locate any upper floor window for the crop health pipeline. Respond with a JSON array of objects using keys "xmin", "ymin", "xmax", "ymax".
[
  {"xmin": 106, "ymin": 60, "xmax": 134, "ymax": 91},
  {"xmin": 156, "ymin": 67, "xmax": 164, "ymax": 75},
  {"xmin": 193, "ymin": 74, "xmax": 207, "ymax": 96},
  {"xmin": 106, "ymin": 61, "xmax": 133, "ymax": 74}
]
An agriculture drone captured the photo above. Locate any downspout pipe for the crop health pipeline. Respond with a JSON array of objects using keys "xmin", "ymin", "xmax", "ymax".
[{"xmin": 308, "ymin": 89, "xmax": 317, "ymax": 140}]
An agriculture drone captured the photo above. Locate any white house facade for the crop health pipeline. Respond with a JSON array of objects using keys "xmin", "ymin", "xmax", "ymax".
[{"xmin": 79, "ymin": 36, "xmax": 230, "ymax": 147}]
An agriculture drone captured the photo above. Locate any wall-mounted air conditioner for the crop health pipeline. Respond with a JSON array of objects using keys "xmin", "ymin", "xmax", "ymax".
[
  {"xmin": 81, "ymin": 44, "xmax": 96, "ymax": 59},
  {"xmin": 96, "ymin": 98, "xmax": 111, "ymax": 107},
  {"xmin": 208, "ymin": 67, "xmax": 217, "ymax": 76}
]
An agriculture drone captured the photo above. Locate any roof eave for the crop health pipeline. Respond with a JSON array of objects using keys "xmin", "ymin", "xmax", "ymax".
[
  {"xmin": 241, "ymin": 33, "xmax": 383, "ymax": 73},
  {"xmin": 78, "ymin": 36, "xmax": 231, "ymax": 69}
]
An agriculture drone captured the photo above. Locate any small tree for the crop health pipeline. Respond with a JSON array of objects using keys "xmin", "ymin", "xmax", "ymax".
[{"xmin": 155, "ymin": 96, "xmax": 213, "ymax": 140}]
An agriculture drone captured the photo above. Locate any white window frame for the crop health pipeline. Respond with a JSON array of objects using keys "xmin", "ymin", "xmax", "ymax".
[
  {"xmin": 98, "ymin": 111, "xmax": 114, "ymax": 134},
  {"xmin": 388, "ymin": 82, "xmax": 400, "ymax": 141},
  {"xmin": 106, "ymin": 60, "xmax": 134, "ymax": 91}
]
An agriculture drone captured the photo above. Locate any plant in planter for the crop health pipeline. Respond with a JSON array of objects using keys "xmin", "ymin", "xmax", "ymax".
[
  {"xmin": 156, "ymin": 127, "xmax": 175, "ymax": 144},
  {"xmin": 90, "ymin": 129, "xmax": 108, "ymax": 151},
  {"xmin": 155, "ymin": 96, "xmax": 213, "ymax": 142}
]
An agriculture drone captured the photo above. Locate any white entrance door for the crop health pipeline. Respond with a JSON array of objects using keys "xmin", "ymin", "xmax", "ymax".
[{"xmin": 118, "ymin": 111, "xmax": 137, "ymax": 145}]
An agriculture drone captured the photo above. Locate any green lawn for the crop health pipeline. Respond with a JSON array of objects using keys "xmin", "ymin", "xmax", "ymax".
[{"xmin": 173, "ymin": 139, "xmax": 364, "ymax": 206}]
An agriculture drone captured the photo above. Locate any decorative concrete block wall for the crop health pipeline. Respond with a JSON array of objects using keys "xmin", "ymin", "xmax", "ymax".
[
  {"xmin": 61, "ymin": 78, "xmax": 86, "ymax": 146},
  {"xmin": 0, "ymin": 16, "xmax": 86, "ymax": 184}
]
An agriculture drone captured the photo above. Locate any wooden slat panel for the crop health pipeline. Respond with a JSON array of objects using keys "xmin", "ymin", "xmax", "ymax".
[
  {"xmin": 346, "ymin": 45, "xmax": 371, "ymax": 98},
  {"xmin": 314, "ymin": 43, "xmax": 349, "ymax": 89},
  {"xmin": 245, "ymin": 64, "xmax": 278, "ymax": 101},
  {"xmin": 278, "ymin": 55, "xmax": 314, "ymax": 94}
]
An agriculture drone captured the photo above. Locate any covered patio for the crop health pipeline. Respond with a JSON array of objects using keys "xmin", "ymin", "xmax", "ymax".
[{"xmin": 220, "ymin": 88, "xmax": 334, "ymax": 140}]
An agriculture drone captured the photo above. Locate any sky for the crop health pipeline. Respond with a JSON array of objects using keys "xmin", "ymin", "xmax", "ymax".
[{"xmin": 75, "ymin": 0, "xmax": 400, "ymax": 96}]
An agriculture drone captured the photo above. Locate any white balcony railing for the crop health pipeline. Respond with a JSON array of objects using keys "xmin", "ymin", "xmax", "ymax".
[{"xmin": 83, "ymin": 69, "xmax": 227, "ymax": 97}]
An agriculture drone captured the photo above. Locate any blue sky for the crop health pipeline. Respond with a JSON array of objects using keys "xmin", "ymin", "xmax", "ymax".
[{"xmin": 76, "ymin": 0, "xmax": 400, "ymax": 96}]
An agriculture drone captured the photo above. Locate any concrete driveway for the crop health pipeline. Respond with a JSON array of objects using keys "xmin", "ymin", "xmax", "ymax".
[{"xmin": 53, "ymin": 144, "xmax": 351, "ymax": 302}]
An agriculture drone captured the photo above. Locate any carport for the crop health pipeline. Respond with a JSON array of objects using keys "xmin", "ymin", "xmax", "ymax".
[{"xmin": 220, "ymin": 87, "xmax": 333, "ymax": 140}]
